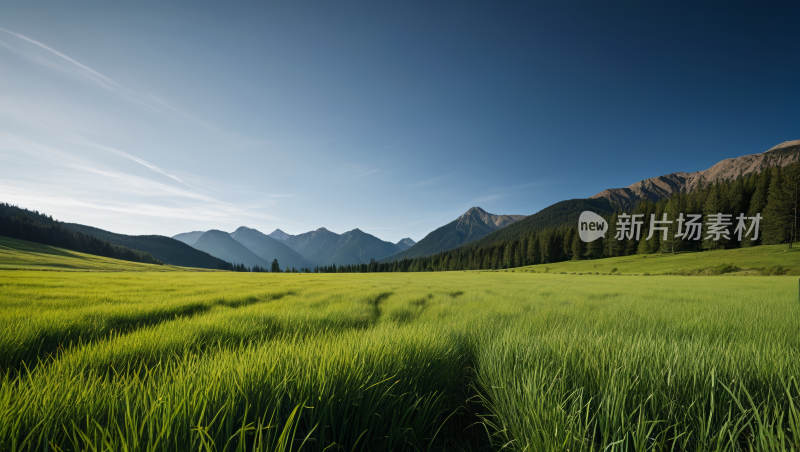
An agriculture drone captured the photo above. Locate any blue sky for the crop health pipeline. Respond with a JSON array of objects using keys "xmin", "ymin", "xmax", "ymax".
[{"xmin": 1, "ymin": 2, "xmax": 798, "ymax": 242}]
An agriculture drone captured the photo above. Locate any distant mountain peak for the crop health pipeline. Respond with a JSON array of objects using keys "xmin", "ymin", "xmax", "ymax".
[
  {"xmin": 591, "ymin": 139, "xmax": 800, "ymax": 210},
  {"xmin": 767, "ymin": 140, "xmax": 800, "ymax": 153},
  {"xmin": 268, "ymin": 229, "xmax": 291, "ymax": 241},
  {"xmin": 316, "ymin": 227, "xmax": 331, "ymax": 233},
  {"xmin": 396, "ymin": 237, "xmax": 416, "ymax": 251},
  {"xmin": 459, "ymin": 207, "xmax": 526, "ymax": 229},
  {"xmin": 382, "ymin": 208, "xmax": 526, "ymax": 261}
]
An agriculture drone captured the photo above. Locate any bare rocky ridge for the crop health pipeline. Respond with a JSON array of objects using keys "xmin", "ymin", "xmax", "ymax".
[
  {"xmin": 380, "ymin": 207, "xmax": 526, "ymax": 261},
  {"xmin": 591, "ymin": 140, "xmax": 800, "ymax": 210},
  {"xmin": 458, "ymin": 207, "xmax": 526, "ymax": 229}
]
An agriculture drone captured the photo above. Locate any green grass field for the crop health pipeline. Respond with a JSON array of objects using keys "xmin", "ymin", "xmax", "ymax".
[
  {"xmin": 0, "ymin": 236, "xmax": 210, "ymax": 272},
  {"xmin": 513, "ymin": 242, "xmax": 800, "ymax": 276},
  {"xmin": 1, "ymin": 237, "xmax": 799, "ymax": 451}
]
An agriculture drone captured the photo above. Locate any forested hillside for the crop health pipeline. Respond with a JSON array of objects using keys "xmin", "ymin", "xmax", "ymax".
[
  {"xmin": 318, "ymin": 162, "xmax": 800, "ymax": 273},
  {"xmin": 382, "ymin": 207, "xmax": 525, "ymax": 261},
  {"xmin": 63, "ymin": 223, "xmax": 234, "ymax": 270},
  {"xmin": 465, "ymin": 198, "xmax": 615, "ymax": 247},
  {"xmin": 591, "ymin": 140, "xmax": 800, "ymax": 210},
  {"xmin": 0, "ymin": 204, "xmax": 163, "ymax": 266}
]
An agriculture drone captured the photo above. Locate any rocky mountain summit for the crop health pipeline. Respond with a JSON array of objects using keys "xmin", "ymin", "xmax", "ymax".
[{"xmin": 592, "ymin": 140, "xmax": 800, "ymax": 210}]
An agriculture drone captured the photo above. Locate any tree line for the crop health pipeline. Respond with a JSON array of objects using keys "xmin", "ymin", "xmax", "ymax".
[
  {"xmin": 0, "ymin": 203, "xmax": 168, "ymax": 266},
  {"xmin": 6, "ymin": 161, "xmax": 798, "ymax": 274},
  {"xmin": 309, "ymin": 162, "xmax": 800, "ymax": 273}
]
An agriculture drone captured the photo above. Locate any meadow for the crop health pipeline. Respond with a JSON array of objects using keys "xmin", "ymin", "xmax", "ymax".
[
  {"xmin": 516, "ymin": 242, "xmax": 800, "ymax": 276},
  {"xmin": 0, "ymin": 237, "xmax": 798, "ymax": 451}
]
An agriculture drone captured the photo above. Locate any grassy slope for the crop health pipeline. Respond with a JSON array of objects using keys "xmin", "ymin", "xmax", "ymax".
[
  {"xmin": 1, "ymin": 259, "xmax": 799, "ymax": 449},
  {"xmin": 513, "ymin": 242, "xmax": 800, "ymax": 275},
  {"xmin": 1, "ymin": 236, "xmax": 799, "ymax": 450},
  {"xmin": 63, "ymin": 223, "xmax": 232, "ymax": 269},
  {"xmin": 0, "ymin": 236, "xmax": 213, "ymax": 272}
]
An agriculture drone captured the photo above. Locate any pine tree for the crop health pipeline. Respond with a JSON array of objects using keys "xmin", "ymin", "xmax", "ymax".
[
  {"xmin": 571, "ymin": 228, "xmax": 584, "ymax": 260},
  {"xmin": 702, "ymin": 182, "xmax": 724, "ymax": 250},
  {"xmin": 528, "ymin": 234, "xmax": 540, "ymax": 265},
  {"xmin": 585, "ymin": 235, "xmax": 603, "ymax": 259},
  {"xmin": 271, "ymin": 258, "xmax": 281, "ymax": 273},
  {"xmin": 662, "ymin": 194, "xmax": 684, "ymax": 254},
  {"xmin": 604, "ymin": 211, "xmax": 620, "ymax": 257},
  {"xmin": 563, "ymin": 228, "xmax": 574, "ymax": 260},
  {"xmin": 762, "ymin": 167, "xmax": 791, "ymax": 245},
  {"xmin": 503, "ymin": 242, "xmax": 514, "ymax": 268}
]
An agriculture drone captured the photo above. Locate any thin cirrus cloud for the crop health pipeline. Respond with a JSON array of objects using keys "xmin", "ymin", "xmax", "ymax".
[
  {"xmin": 412, "ymin": 174, "xmax": 449, "ymax": 188},
  {"xmin": 0, "ymin": 27, "xmax": 214, "ymax": 130},
  {"xmin": 0, "ymin": 27, "xmax": 164, "ymax": 115},
  {"xmin": 90, "ymin": 143, "xmax": 191, "ymax": 187},
  {"xmin": 0, "ymin": 28, "xmax": 298, "ymax": 235}
]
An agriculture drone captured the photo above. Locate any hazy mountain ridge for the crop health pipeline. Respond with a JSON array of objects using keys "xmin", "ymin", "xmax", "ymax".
[
  {"xmin": 592, "ymin": 140, "xmax": 800, "ymax": 210},
  {"xmin": 396, "ymin": 238, "xmax": 416, "ymax": 251},
  {"xmin": 381, "ymin": 207, "xmax": 526, "ymax": 261},
  {"xmin": 229, "ymin": 226, "xmax": 311, "ymax": 269},
  {"xmin": 284, "ymin": 227, "xmax": 401, "ymax": 266},
  {"xmin": 284, "ymin": 228, "xmax": 341, "ymax": 261},
  {"xmin": 172, "ymin": 231, "xmax": 205, "ymax": 246},
  {"xmin": 191, "ymin": 230, "xmax": 270, "ymax": 269},
  {"xmin": 268, "ymin": 229, "xmax": 292, "ymax": 241}
]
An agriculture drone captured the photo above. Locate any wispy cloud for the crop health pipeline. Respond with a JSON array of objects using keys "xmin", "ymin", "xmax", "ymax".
[
  {"xmin": 148, "ymin": 93, "xmax": 225, "ymax": 135},
  {"xmin": 0, "ymin": 130, "xmax": 290, "ymax": 232},
  {"xmin": 412, "ymin": 174, "xmax": 449, "ymax": 188},
  {"xmin": 383, "ymin": 142, "xmax": 402, "ymax": 150},
  {"xmin": 362, "ymin": 227, "xmax": 402, "ymax": 230},
  {"xmin": 88, "ymin": 142, "xmax": 190, "ymax": 186},
  {"xmin": 0, "ymin": 27, "xmax": 167, "ymax": 115},
  {"xmin": 0, "ymin": 27, "xmax": 240, "ymax": 139}
]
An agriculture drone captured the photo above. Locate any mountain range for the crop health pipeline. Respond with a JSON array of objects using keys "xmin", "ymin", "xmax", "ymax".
[
  {"xmin": 156, "ymin": 140, "xmax": 800, "ymax": 269},
  {"xmin": 448, "ymin": 139, "xmax": 800, "ymax": 253},
  {"xmin": 173, "ymin": 226, "xmax": 409, "ymax": 268},
  {"xmin": 592, "ymin": 140, "xmax": 800, "ymax": 211},
  {"xmin": 175, "ymin": 227, "xmax": 311, "ymax": 270},
  {"xmin": 8, "ymin": 140, "xmax": 799, "ymax": 271},
  {"xmin": 382, "ymin": 207, "xmax": 525, "ymax": 261}
]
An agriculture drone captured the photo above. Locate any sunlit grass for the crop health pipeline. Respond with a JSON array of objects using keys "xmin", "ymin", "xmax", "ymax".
[
  {"xmin": 515, "ymin": 242, "xmax": 800, "ymax": 276},
  {"xmin": 0, "ymin": 239, "xmax": 799, "ymax": 450}
]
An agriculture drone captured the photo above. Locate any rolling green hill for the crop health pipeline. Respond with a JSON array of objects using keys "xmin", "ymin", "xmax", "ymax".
[
  {"xmin": 510, "ymin": 242, "xmax": 800, "ymax": 276},
  {"xmin": 0, "ymin": 236, "xmax": 202, "ymax": 272},
  {"xmin": 1, "ymin": 203, "xmax": 162, "ymax": 266},
  {"xmin": 467, "ymin": 198, "xmax": 615, "ymax": 247},
  {"xmin": 63, "ymin": 224, "xmax": 233, "ymax": 270}
]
